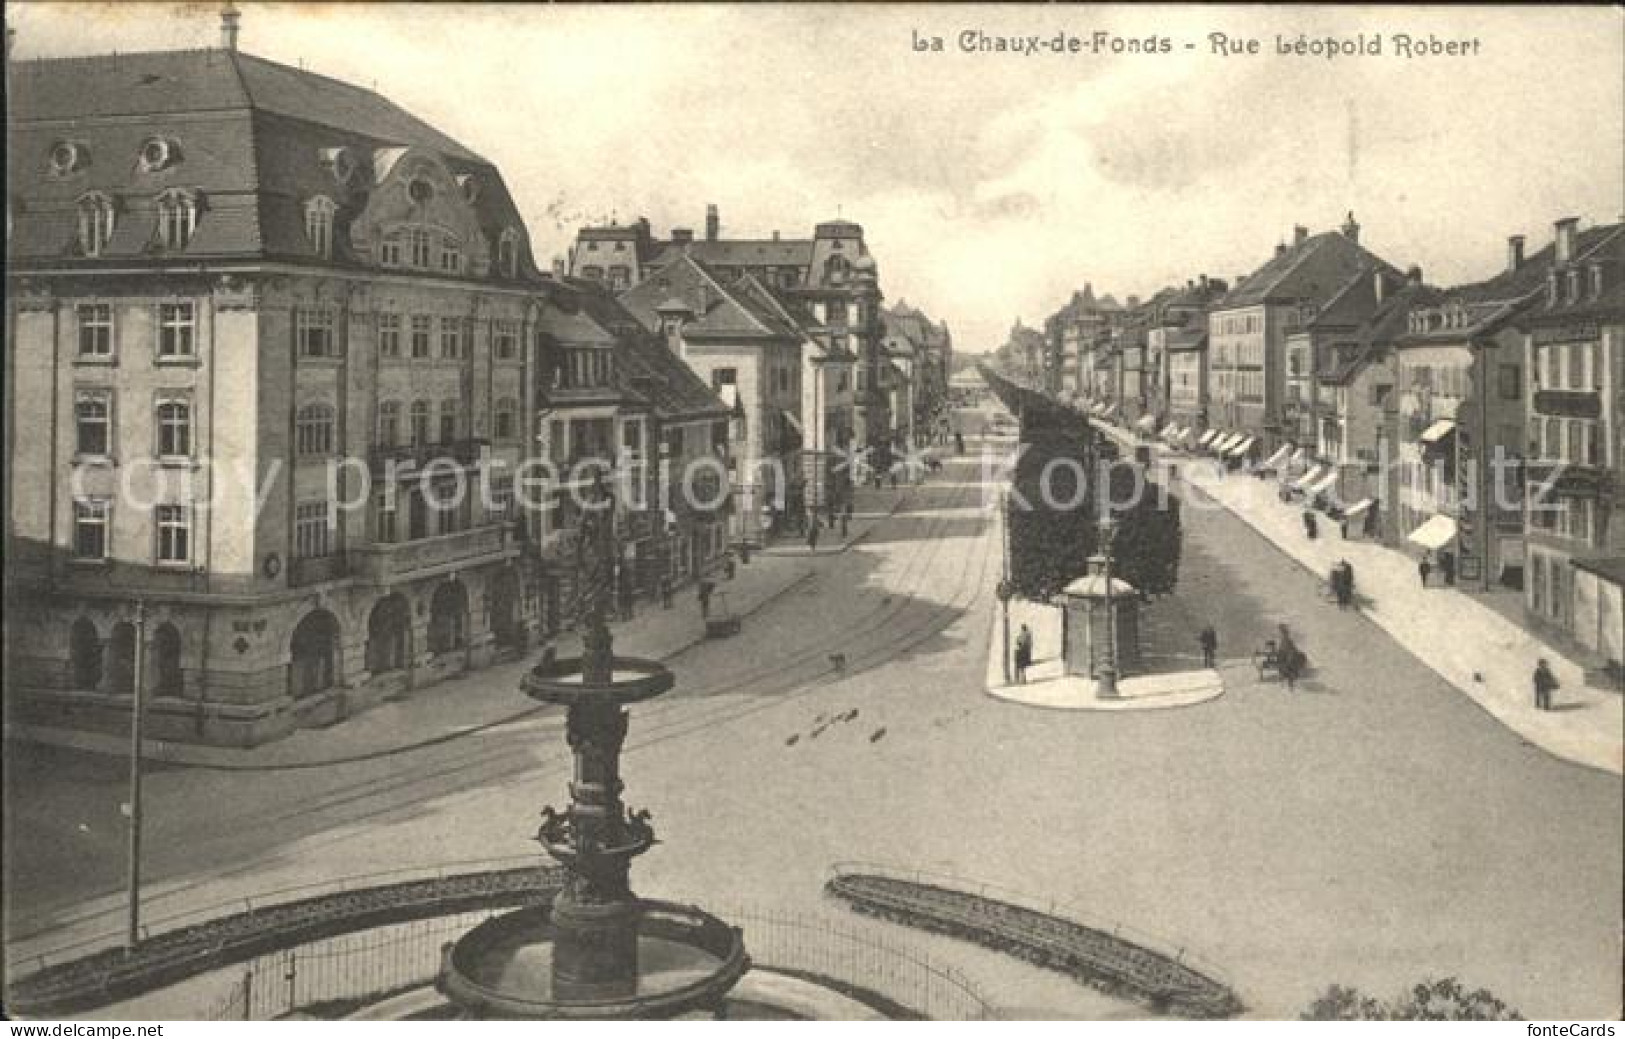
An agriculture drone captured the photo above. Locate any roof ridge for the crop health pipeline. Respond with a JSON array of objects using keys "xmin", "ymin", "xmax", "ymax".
[{"xmin": 685, "ymin": 256, "xmax": 776, "ymax": 337}]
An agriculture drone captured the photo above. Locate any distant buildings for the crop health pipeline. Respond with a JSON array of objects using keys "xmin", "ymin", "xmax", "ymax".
[{"xmin": 1017, "ymin": 210, "xmax": 1624, "ymax": 680}]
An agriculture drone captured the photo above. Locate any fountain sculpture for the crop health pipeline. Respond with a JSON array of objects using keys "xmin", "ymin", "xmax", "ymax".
[{"xmin": 437, "ymin": 475, "xmax": 748, "ymax": 1018}]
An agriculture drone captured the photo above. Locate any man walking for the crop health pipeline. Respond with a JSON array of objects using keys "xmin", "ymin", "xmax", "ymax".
[
  {"xmin": 1439, "ymin": 551, "xmax": 1456, "ymax": 587},
  {"xmin": 1198, "ymin": 625, "xmax": 1218, "ymax": 668},
  {"xmin": 1532, "ymin": 658, "xmax": 1559, "ymax": 711},
  {"xmin": 697, "ymin": 579, "xmax": 714, "ymax": 620},
  {"xmin": 1014, "ymin": 624, "xmax": 1034, "ymax": 685},
  {"xmin": 1418, "ymin": 552, "xmax": 1433, "ymax": 588},
  {"xmin": 807, "ymin": 518, "xmax": 820, "ymax": 553}
]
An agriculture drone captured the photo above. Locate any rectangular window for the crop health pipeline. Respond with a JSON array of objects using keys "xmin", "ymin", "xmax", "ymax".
[
  {"xmin": 410, "ymin": 316, "xmax": 432, "ymax": 358},
  {"xmin": 1498, "ymin": 363, "xmax": 1520, "ymax": 401},
  {"xmin": 439, "ymin": 400, "xmax": 459, "ymax": 443},
  {"xmin": 439, "ymin": 317, "xmax": 462, "ymax": 359},
  {"xmin": 296, "ymin": 308, "xmax": 337, "ymax": 359},
  {"xmin": 409, "ymin": 229, "xmax": 432, "ymax": 268},
  {"xmin": 155, "ymin": 504, "xmax": 191, "ymax": 564},
  {"xmin": 75, "ymin": 391, "xmax": 113, "ymax": 457},
  {"xmin": 380, "ymin": 237, "xmax": 402, "ymax": 267},
  {"xmin": 375, "ymin": 490, "xmax": 397, "ymax": 543},
  {"xmin": 712, "ymin": 367, "xmax": 737, "ymax": 390},
  {"xmin": 488, "ymin": 475, "xmax": 515, "ymax": 520},
  {"xmin": 77, "ymin": 304, "xmax": 114, "ymax": 358},
  {"xmin": 156, "ymin": 396, "xmax": 192, "ymax": 458},
  {"xmin": 378, "ymin": 314, "xmax": 402, "ymax": 359},
  {"xmin": 158, "ymin": 302, "xmax": 195, "ymax": 359},
  {"xmin": 440, "ymin": 239, "xmax": 461, "ymax": 274},
  {"xmin": 494, "ymin": 321, "xmax": 518, "ymax": 361},
  {"xmin": 73, "ymin": 499, "xmax": 110, "ymax": 561},
  {"xmin": 294, "ymin": 502, "xmax": 333, "ymax": 559}
]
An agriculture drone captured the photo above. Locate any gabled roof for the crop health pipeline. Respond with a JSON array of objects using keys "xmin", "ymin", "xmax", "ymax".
[
  {"xmin": 1220, "ymin": 230, "xmax": 1401, "ymax": 309},
  {"xmin": 1319, "ymin": 282, "xmax": 1442, "ymax": 383},
  {"xmin": 618, "ymin": 254, "xmax": 797, "ymax": 343}
]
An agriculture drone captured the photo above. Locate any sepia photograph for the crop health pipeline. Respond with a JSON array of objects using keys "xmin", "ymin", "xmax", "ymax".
[{"xmin": 2, "ymin": 1, "xmax": 1621, "ymax": 1027}]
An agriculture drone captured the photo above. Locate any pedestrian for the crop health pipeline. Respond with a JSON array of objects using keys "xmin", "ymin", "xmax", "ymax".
[
  {"xmin": 1198, "ymin": 625, "xmax": 1218, "ymax": 668},
  {"xmin": 660, "ymin": 575, "xmax": 674, "ymax": 609},
  {"xmin": 839, "ymin": 510, "xmax": 850, "ymax": 538},
  {"xmin": 1342, "ymin": 560, "xmax": 1357, "ymax": 608},
  {"xmin": 1440, "ymin": 551, "xmax": 1456, "ymax": 587},
  {"xmin": 1364, "ymin": 503, "xmax": 1379, "ymax": 539},
  {"xmin": 955, "ymin": 431, "xmax": 965, "ymax": 455},
  {"xmin": 807, "ymin": 520, "xmax": 820, "ymax": 552},
  {"xmin": 1418, "ymin": 552, "xmax": 1432, "ymax": 588},
  {"xmin": 1279, "ymin": 643, "xmax": 1303, "ymax": 691},
  {"xmin": 1014, "ymin": 624, "xmax": 1034, "ymax": 684},
  {"xmin": 890, "ymin": 468, "xmax": 899, "ymax": 490},
  {"xmin": 1532, "ymin": 658, "xmax": 1558, "ymax": 711},
  {"xmin": 698, "ymin": 579, "xmax": 714, "ymax": 620},
  {"xmin": 1329, "ymin": 563, "xmax": 1348, "ymax": 608},
  {"xmin": 1339, "ymin": 518, "xmax": 1350, "ymax": 540},
  {"xmin": 618, "ymin": 570, "xmax": 635, "ymax": 622},
  {"xmin": 1302, "ymin": 509, "xmax": 1318, "ymax": 540}
]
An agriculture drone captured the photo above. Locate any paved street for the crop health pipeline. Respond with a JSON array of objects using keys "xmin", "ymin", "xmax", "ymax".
[{"xmin": 6, "ymin": 419, "xmax": 1621, "ymax": 1018}]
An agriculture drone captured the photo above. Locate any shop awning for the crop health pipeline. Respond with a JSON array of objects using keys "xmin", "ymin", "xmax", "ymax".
[
  {"xmin": 1197, "ymin": 429, "xmax": 1218, "ymax": 447},
  {"xmin": 1215, "ymin": 433, "xmax": 1241, "ymax": 453},
  {"xmin": 1293, "ymin": 465, "xmax": 1327, "ymax": 491},
  {"xmin": 1135, "ymin": 414, "xmax": 1158, "ymax": 432},
  {"xmin": 1306, "ymin": 470, "xmax": 1339, "ymax": 497},
  {"xmin": 1419, "ymin": 419, "xmax": 1457, "ymax": 445},
  {"xmin": 1228, "ymin": 436, "xmax": 1257, "ymax": 458},
  {"xmin": 1343, "ymin": 498, "xmax": 1375, "ymax": 519},
  {"xmin": 1261, "ymin": 444, "xmax": 1292, "ymax": 469},
  {"xmin": 1159, "ymin": 421, "xmax": 1179, "ymax": 438},
  {"xmin": 1407, "ymin": 513, "xmax": 1459, "ymax": 550}
]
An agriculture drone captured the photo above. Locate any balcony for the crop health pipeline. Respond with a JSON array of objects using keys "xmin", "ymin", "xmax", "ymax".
[
  {"xmin": 1532, "ymin": 389, "xmax": 1601, "ymax": 419},
  {"xmin": 1524, "ymin": 460, "xmax": 1615, "ymax": 501},
  {"xmin": 350, "ymin": 523, "xmax": 512, "ymax": 584},
  {"xmin": 369, "ymin": 439, "xmax": 487, "ymax": 480},
  {"xmin": 289, "ymin": 554, "xmax": 348, "ymax": 587}
]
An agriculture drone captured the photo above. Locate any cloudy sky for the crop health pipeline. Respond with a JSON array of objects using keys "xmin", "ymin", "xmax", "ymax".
[{"xmin": 9, "ymin": 3, "xmax": 1622, "ymax": 351}]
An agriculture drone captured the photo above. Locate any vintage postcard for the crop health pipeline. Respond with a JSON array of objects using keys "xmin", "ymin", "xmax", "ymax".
[{"xmin": 3, "ymin": 1, "xmax": 1621, "ymax": 1026}]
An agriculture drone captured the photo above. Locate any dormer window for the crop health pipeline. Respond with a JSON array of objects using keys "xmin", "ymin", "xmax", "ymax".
[
  {"xmin": 320, "ymin": 147, "xmax": 358, "ymax": 186},
  {"xmin": 407, "ymin": 176, "xmax": 434, "ymax": 205},
  {"xmin": 1591, "ymin": 264, "xmax": 1604, "ymax": 299},
  {"xmin": 49, "ymin": 141, "xmax": 88, "ymax": 178},
  {"xmin": 456, "ymin": 174, "xmax": 479, "ymax": 205},
  {"xmin": 439, "ymin": 236, "xmax": 462, "ymax": 274},
  {"xmin": 138, "ymin": 136, "xmax": 179, "ymax": 174},
  {"xmin": 155, "ymin": 189, "xmax": 198, "ymax": 250},
  {"xmin": 1547, "ymin": 271, "xmax": 1559, "ymax": 308},
  {"xmin": 410, "ymin": 228, "xmax": 432, "ymax": 267},
  {"xmin": 1566, "ymin": 268, "xmax": 1582, "ymax": 304},
  {"xmin": 304, "ymin": 196, "xmax": 336, "ymax": 259},
  {"xmin": 497, "ymin": 229, "xmax": 520, "ymax": 279},
  {"xmin": 77, "ymin": 193, "xmax": 116, "ymax": 256}
]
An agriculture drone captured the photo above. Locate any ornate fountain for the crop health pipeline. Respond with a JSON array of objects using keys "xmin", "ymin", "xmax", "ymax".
[{"xmin": 438, "ymin": 476, "xmax": 747, "ymax": 1018}]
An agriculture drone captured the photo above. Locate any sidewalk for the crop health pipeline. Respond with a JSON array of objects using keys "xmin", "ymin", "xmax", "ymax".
[
  {"xmin": 756, "ymin": 480, "xmax": 915, "ymax": 556},
  {"xmin": 1098, "ymin": 420, "xmax": 1621, "ymax": 775},
  {"xmin": 6, "ymin": 510, "xmax": 902, "ymax": 770}
]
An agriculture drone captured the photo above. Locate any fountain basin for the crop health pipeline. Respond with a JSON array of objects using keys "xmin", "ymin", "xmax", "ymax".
[
  {"xmin": 521, "ymin": 656, "xmax": 675, "ymax": 707},
  {"xmin": 438, "ymin": 900, "xmax": 748, "ymax": 1019}
]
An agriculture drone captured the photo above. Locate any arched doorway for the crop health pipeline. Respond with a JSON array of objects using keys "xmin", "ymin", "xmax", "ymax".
[
  {"xmin": 288, "ymin": 609, "xmax": 340, "ymax": 699},
  {"xmin": 106, "ymin": 622, "xmax": 136, "ymax": 695},
  {"xmin": 366, "ymin": 594, "xmax": 412, "ymax": 673},
  {"xmin": 152, "ymin": 622, "xmax": 183, "ymax": 697},
  {"xmin": 428, "ymin": 581, "xmax": 468, "ymax": 655},
  {"xmin": 70, "ymin": 618, "xmax": 102, "ymax": 690},
  {"xmin": 490, "ymin": 569, "xmax": 521, "ymax": 649}
]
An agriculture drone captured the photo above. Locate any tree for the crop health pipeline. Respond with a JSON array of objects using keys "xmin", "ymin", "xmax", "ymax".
[{"xmin": 1302, "ymin": 978, "xmax": 1521, "ymax": 1021}]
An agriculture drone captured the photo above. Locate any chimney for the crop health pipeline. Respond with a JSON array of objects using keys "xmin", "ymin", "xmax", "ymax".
[
  {"xmin": 771, "ymin": 230, "xmax": 780, "ymax": 242},
  {"xmin": 1275, "ymin": 243, "xmax": 1287, "ymax": 258},
  {"xmin": 220, "ymin": 2, "xmax": 241, "ymax": 51},
  {"xmin": 705, "ymin": 204, "xmax": 720, "ymax": 242},
  {"xmin": 1406, "ymin": 265, "xmax": 1422, "ymax": 287},
  {"xmin": 1341, "ymin": 211, "xmax": 1360, "ymax": 244},
  {"xmin": 671, "ymin": 228, "xmax": 694, "ymax": 246},
  {"xmin": 1198, "ymin": 274, "xmax": 1209, "ymax": 294},
  {"xmin": 1507, "ymin": 235, "xmax": 1526, "ymax": 273},
  {"xmin": 1554, "ymin": 217, "xmax": 1578, "ymax": 265},
  {"xmin": 1293, "ymin": 224, "xmax": 1309, "ymax": 246}
]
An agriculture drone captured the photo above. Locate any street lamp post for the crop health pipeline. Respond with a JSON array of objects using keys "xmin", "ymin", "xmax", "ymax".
[
  {"xmin": 1097, "ymin": 517, "xmax": 1120, "ymax": 699},
  {"xmin": 997, "ymin": 490, "xmax": 1014, "ymax": 685},
  {"xmin": 126, "ymin": 599, "xmax": 149, "ymax": 950}
]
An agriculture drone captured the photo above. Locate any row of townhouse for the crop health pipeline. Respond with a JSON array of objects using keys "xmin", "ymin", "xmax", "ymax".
[
  {"xmin": 568, "ymin": 209, "xmax": 950, "ymax": 533},
  {"xmin": 1034, "ymin": 213, "xmax": 1625, "ymax": 678},
  {"xmin": 0, "ymin": 36, "xmax": 837, "ymax": 747}
]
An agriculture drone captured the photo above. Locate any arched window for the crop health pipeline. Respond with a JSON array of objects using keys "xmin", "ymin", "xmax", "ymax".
[
  {"xmin": 304, "ymin": 196, "xmax": 336, "ymax": 259},
  {"xmin": 824, "ymin": 254, "xmax": 850, "ymax": 281},
  {"xmin": 156, "ymin": 189, "xmax": 199, "ymax": 250},
  {"xmin": 377, "ymin": 400, "xmax": 402, "ymax": 446},
  {"xmin": 152, "ymin": 622, "xmax": 183, "ymax": 696},
  {"xmin": 70, "ymin": 618, "xmax": 103, "ymax": 690},
  {"xmin": 439, "ymin": 398, "xmax": 460, "ymax": 443},
  {"xmin": 497, "ymin": 229, "xmax": 520, "ymax": 278},
  {"xmin": 494, "ymin": 397, "xmax": 518, "ymax": 441},
  {"xmin": 77, "ymin": 193, "xmax": 115, "ymax": 256},
  {"xmin": 410, "ymin": 401, "xmax": 431, "ymax": 446},
  {"xmin": 296, "ymin": 403, "xmax": 336, "ymax": 457}
]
